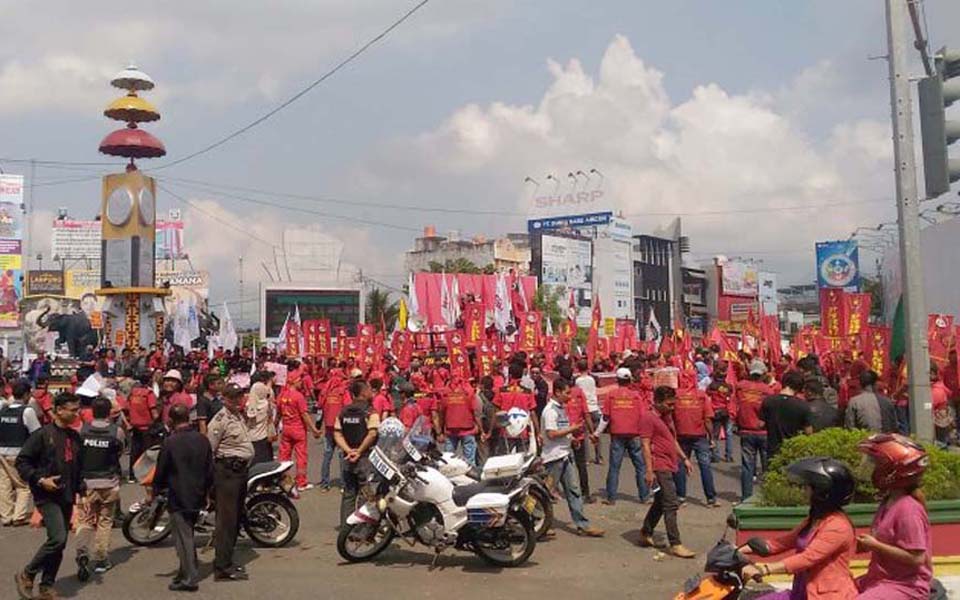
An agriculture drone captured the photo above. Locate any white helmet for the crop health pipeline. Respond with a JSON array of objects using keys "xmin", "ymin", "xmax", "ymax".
[
  {"xmin": 378, "ymin": 416, "xmax": 406, "ymax": 440},
  {"xmin": 505, "ymin": 407, "xmax": 530, "ymax": 438}
]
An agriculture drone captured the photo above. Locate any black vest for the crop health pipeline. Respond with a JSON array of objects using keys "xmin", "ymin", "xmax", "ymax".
[
  {"xmin": 79, "ymin": 421, "xmax": 121, "ymax": 480},
  {"xmin": 339, "ymin": 404, "xmax": 370, "ymax": 448},
  {"xmin": 0, "ymin": 404, "xmax": 29, "ymax": 448}
]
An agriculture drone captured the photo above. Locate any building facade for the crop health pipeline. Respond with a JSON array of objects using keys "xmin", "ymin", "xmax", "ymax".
[
  {"xmin": 405, "ymin": 226, "xmax": 531, "ymax": 274},
  {"xmin": 632, "ymin": 234, "xmax": 673, "ymax": 338}
]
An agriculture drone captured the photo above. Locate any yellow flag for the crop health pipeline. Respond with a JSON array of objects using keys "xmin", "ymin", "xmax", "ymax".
[{"xmin": 398, "ymin": 297, "xmax": 408, "ymax": 331}]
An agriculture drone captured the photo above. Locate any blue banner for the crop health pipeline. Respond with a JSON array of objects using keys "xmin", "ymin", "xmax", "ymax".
[
  {"xmin": 527, "ymin": 211, "xmax": 613, "ymax": 232},
  {"xmin": 816, "ymin": 240, "xmax": 860, "ymax": 291}
]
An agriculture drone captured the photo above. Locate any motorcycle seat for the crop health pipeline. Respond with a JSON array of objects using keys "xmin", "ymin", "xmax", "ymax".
[
  {"xmin": 248, "ymin": 461, "xmax": 282, "ymax": 479},
  {"xmin": 452, "ymin": 479, "xmax": 513, "ymax": 507}
]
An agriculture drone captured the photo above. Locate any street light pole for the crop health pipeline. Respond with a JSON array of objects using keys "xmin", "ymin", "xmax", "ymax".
[{"xmin": 885, "ymin": 0, "xmax": 933, "ymax": 441}]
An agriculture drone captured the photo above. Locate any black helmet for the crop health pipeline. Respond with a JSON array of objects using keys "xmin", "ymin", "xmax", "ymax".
[{"xmin": 786, "ymin": 457, "xmax": 855, "ymax": 509}]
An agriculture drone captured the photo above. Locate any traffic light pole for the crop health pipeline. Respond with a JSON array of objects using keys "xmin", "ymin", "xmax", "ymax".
[{"xmin": 885, "ymin": 0, "xmax": 933, "ymax": 441}]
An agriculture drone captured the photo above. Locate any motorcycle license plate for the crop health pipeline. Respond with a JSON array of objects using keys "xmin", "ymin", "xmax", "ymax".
[
  {"xmin": 370, "ymin": 452, "xmax": 396, "ymax": 480},
  {"xmin": 402, "ymin": 438, "xmax": 422, "ymax": 461},
  {"xmin": 523, "ymin": 494, "xmax": 537, "ymax": 514}
]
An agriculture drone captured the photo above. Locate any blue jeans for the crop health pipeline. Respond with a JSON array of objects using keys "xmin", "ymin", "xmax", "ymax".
[
  {"xmin": 897, "ymin": 405, "xmax": 910, "ymax": 435},
  {"xmin": 674, "ymin": 436, "xmax": 717, "ymax": 502},
  {"xmin": 740, "ymin": 433, "xmax": 768, "ymax": 501},
  {"xmin": 444, "ymin": 433, "xmax": 478, "ymax": 467},
  {"xmin": 321, "ymin": 431, "xmax": 341, "ymax": 486},
  {"xmin": 711, "ymin": 417, "xmax": 733, "ymax": 461},
  {"xmin": 605, "ymin": 436, "xmax": 649, "ymax": 501},
  {"xmin": 545, "ymin": 455, "xmax": 590, "ymax": 529}
]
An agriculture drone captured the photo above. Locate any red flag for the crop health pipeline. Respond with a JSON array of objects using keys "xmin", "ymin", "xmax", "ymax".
[
  {"xmin": 285, "ymin": 319, "xmax": 301, "ymax": 358},
  {"xmin": 586, "ymin": 296, "xmax": 601, "ymax": 367},
  {"xmin": 844, "ymin": 293, "xmax": 871, "ymax": 337},
  {"xmin": 445, "ymin": 330, "xmax": 470, "ymax": 379},
  {"xmin": 928, "ymin": 314, "xmax": 955, "ymax": 369},
  {"xmin": 865, "ymin": 326, "xmax": 892, "ymax": 378},
  {"xmin": 761, "ymin": 315, "xmax": 782, "ymax": 364},
  {"xmin": 543, "ymin": 335, "xmax": 558, "ymax": 372},
  {"xmin": 477, "ymin": 340, "xmax": 497, "ymax": 377},
  {"xmin": 517, "ymin": 311, "xmax": 542, "ymax": 352},
  {"xmin": 558, "ymin": 288, "xmax": 579, "ymax": 341},
  {"xmin": 819, "ymin": 289, "xmax": 847, "ymax": 338},
  {"xmin": 463, "ymin": 302, "xmax": 485, "ymax": 347}
]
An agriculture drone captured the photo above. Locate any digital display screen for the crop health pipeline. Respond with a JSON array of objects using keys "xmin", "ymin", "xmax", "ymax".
[{"xmin": 263, "ymin": 288, "xmax": 361, "ymax": 338}]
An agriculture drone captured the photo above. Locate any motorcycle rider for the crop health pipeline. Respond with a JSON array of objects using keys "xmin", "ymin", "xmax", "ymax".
[
  {"xmin": 0, "ymin": 380, "xmax": 41, "ymax": 526},
  {"xmin": 741, "ymin": 457, "xmax": 858, "ymax": 599},
  {"xmin": 541, "ymin": 379, "xmax": 604, "ymax": 538},
  {"xmin": 334, "ymin": 379, "xmax": 380, "ymax": 525},
  {"xmin": 153, "ymin": 403, "xmax": 214, "ymax": 593},
  {"xmin": 207, "ymin": 383, "xmax": 254, "ymax": 582},
  {"xmin": 75, "ymin": 396, "xmax": 125, "ymax": 581},
  {"xmin": 855, "ymin": 433, "xmax": 933, "ymax": 599}
]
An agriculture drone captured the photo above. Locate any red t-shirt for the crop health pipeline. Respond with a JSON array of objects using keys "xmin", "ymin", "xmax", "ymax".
[
  {"xmin": 707, "ymin": 383, "xmax": 733, "ymax": 413},
  {"xmin": 674, "ymin": 386, "xmax": 713, "ymax": 437},
  {"xmin": 371, "ymin": 391, "xmax": 393, "ymax": 418},
  {"xmin": 438, "ymin": 383, "xmax": 478, "ymax": 434},
  {"xmin": 565, "ymin": 387, "xmax": 590, "ymax": 442},
  {"xmin": 414, "ymin": 393, "xmax": 437, "ymax": 420},
  {"xmin": 277, "ymin": 388, "xmax": 308, "ymax": 434},
  {"xmin": 127, "ymin": 387, "xmax": 158, "ymax": 429},
  {"xmin": 601, "ymin": 386, "xmax": 645, "ymax": 437},
  {"xmin": 639, "ymin": 411, "xmax": 679, "ymax": 473},
  {"xmin": 733, "ymin": 380, "xmax": 772, "ymax": 434},
  {"xmin": 493, "ymin": 384, "xmax": 536, "ymax": 439},
  {"xmin": 320, "ymin": 383, "xmax": 348, "ymax": 430},
  {"xmin": 399, "ymin": 400, "xmax": 425, "ymax": 429},
  {"xmin": 31, "ymin": 390, "xmax": 53, "ymax": 424},
  {"xmin": 162, "ymin": 392, "xmax": 194, "ymax": 424},
  {"xmin": 932, "ymin": 381, "xmax": 950, "ymax": 411}
]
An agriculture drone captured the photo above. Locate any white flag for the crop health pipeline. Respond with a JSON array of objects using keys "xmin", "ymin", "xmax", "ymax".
[
  {"xmin": 173, "ymin": 300, "xmax": 193, "ymax": 351},
  {"xmin": 250, "ymin": 339, "xmax": 257, "ymax": 374},
  {"xmin": 408, "ymin": 272, "xmax": 420, "ymax": 316},
  {"xmin": 219, "ymin": 301, "xmax": 238, "ymax": 351},
  {"xmin": 646, "ymin": 307, "xmax": 662, "ymax": 342},
  {"xmin": 494, "ymin": 271, "xmax": 513, "ymax": 333},
  {"xmin": 440, "ymin": 272, "xmax": 454, "ymax": 328},
  {"xmin": 277, "ymin": 312, "xmax": 290, "ymax": 349},
  {"xmin": 545, "ymin": 314, "xmax": 554, "ymax": 336},
  {"xmin": 514, "ymin": 273, "xmax": 529, "ymax": 313},
  {"xmin": 293, "ymin": 304, "xmax": 304, "ymax": 357},
  {"xmin": 450, "ymin": 275, "xmax": 461, "ymax": 322}
]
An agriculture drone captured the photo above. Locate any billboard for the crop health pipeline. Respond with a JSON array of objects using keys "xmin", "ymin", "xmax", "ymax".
[
  {"xmin": 816, "ymin": 240, "xmax": 860, "ymax": 291},
  {"xmin": 539, "ymin": 234, "xmax": 593, "ymax": 327},
  {"xmin": 759, "ymin": 271, "xmax": 778, "ymax": 315},
  {"xmin": 260, "ymin": 285, "xmax": 363, "ymax": 340},
  {"xmin": 0, "ymin": 175, "xmax": 23, "ymax": 328},
  {"xmin": 720, "ymin": 259, "xmax": 759, "ymax": 297},
  {"xmin": 27, "ymin": 270, "xmax": 65, "ymax": 296},
  {"xmin": 156, "ymin": 220, "xmax": 185, "ymax": 260},
  {"xmin": 527, "ymin": 211, "xmax": 613, "ymax": 233}
]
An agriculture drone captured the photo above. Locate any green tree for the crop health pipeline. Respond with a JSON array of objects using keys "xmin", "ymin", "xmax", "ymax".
[
  {"xmin": 427, "ymin": 258, "xmax": 483, "ymax": 274},
  {"xmin": 860, "ymin": 275, "xmax": 884, "ymax": 320},
  {"xmin": 365, "ymin": 287, "xmax": 399, "ymax": 329},
  {"xmin": 532, "ymin": 285, "xmax": 565, "ymax": 333}
]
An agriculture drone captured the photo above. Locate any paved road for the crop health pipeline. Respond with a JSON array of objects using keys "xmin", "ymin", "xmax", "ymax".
[{"xmin": 1, "ymin": 438, "xmax": 748, "ymax": 599}]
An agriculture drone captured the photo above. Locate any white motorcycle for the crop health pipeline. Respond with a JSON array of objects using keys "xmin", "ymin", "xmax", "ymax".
[
  {"xmin": 337, "ymin": 417, "xmax": 538, "ymax": 568},
  {"xmin": 437, "ymin": 409, "xmax": 554, "ymax": 540}
]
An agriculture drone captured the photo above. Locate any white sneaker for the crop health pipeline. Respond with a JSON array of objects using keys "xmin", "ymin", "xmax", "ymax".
[{"xmin": 300, "ymin": 483, "xmax": 316, "ymax": 492}]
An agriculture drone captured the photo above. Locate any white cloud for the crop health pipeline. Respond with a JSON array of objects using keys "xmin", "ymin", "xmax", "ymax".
[{"xmin": 357, "ymin": 34, "xmax": 894, "ymax": 284}]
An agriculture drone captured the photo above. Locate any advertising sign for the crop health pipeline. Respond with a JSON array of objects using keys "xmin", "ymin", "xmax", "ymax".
[
  {"xmin": 816, "ymin": 240, "xmax": 860, "ymax": 291},
  {"xmin": 759, "ymin": 271, "xmax": 778, "ymax": 315},
  {"xmin": 52, "ymin": 218, "xmax": 186, "ymax": 262},
  {"xmin": 720, "ymin": 259, "xmax": 759, "ymax": 297},
  {"xmin": 539, "ymin": 234, "xmax": 593, "ymax": 327},
  {"xmin": 0, "ymin": 175, "xmax": 23, "ymax": 329},
  {"xmin": 261, "ymin": 286, "xmax": 363, "ymax": 340},
  {"xmin": 27, "ymin": 270, "xmax": 65, "ymax": 296},
  {"xmin": 156, "ymin": 220, "xmax": 185, "ymax": 260},
  {"xmin": 528, "ymin": 211, "xmax": 613, "ymax": 233}
]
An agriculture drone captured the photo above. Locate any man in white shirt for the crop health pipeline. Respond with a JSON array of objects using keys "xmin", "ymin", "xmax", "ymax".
[
  {"xmin": 0, "ymin": 380, "xmax": 41, "ymax": 525},
  {"xmin": 541, "ymin": 379, "xmax": 604, "ymax": 538},
  {"xmin": 573, "ymin": 360, "xmax": 602, "ymax": 464}
]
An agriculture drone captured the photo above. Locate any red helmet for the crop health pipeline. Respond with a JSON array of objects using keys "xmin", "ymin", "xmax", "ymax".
[{"xmin": 858, "ymin": 433, "xmax": 929, "ymax": 490}]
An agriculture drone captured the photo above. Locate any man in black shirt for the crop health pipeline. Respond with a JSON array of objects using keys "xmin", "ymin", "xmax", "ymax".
[
  {"xmin": 802, "ymin": 377, "xmax": 839, "ymax": 432},
  {"xmin": 15, "ymin": 392, "xmax": 82, "ymax": 600},
  {"xmin": 195, "ymin": 373, "xmax": 224, "ymax": 435},
  {"xmin": 153, "ymin": 404, "xmax": 214, "ymax": 593},
  {"xmin": 760, "ymin": 370, "xmax": 813, "ymax": 457}
]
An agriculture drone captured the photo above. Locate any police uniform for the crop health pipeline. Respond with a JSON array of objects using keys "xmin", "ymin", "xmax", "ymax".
[
  {"xmin": 0, "ymin": 401, "xmax": 39, "ymax": 524},
  {"xmin": 76, "ymin": 419, "xmax": 124, "ymax": 566},
  {"xmin": 335, "ymin": 402, "xmax": 379, "ymax": 524},
  {"xmin": 207, "ymin": 407, "xmax": 254, "ymax": 578}
]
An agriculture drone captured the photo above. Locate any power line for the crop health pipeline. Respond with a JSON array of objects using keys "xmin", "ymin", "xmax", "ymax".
[{"xmin": 151, "ymin": 0, "xmax": 432, "ymax": 171}]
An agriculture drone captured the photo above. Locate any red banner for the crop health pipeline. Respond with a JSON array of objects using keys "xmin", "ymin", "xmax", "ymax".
[
  {"xmin": 463, "ymin": 302, "xmax": 485, "ymax": 347},
  {"xmin": 316, "ymin": 319, "xmax": 332, "ymax": 357},
  {"xmin": 517, "ymin": 311, "xmax": 542, "ymax": 352},
  {"xmin": 445, "ymin": 330, "xmax": 470, "ymax": 379},
  {"xmin": 543, "ymin": 336, "xmax": 558, "ymax": 371},
  {"xmin": 477, "ymin": 340, "xmax": 497, "ymax": 377},
  {"xmin": 819, "ymin": 289, "xmax": 846, "ymax": 338},
  {"xmin": 285, "ymin": 320, "xmax": 301, "ymax": 358},
  {"xmin": 865, "ymin": 326, "xmax": 892, "ymax": 377},
  {"xmin": 928, "ymin": 314, "xmax": 956, "ymax": 369},
  {"xmin": 844, "ymin": 293, "xmax": 871, "ymax": 337}
]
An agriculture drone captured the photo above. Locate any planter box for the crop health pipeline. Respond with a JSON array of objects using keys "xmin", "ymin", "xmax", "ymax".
[{"xmin": 733, "ymin": 497, "xmax": 960, "ymax": 560}]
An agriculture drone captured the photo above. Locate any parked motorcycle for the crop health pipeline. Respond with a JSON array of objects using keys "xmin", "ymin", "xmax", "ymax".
[
  {"xmin": 437, "ymin": 409, "xmax": 554, "ymax": 540},
  {"xmin": 337, "ymin": 416, "xmax": 538, "ymax": 568},
  {"xmin": 123, "ymin": 448, "xmax": 300, "ymax": 548}
]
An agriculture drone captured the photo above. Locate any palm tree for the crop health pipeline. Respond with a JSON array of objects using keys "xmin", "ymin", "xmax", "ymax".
[{"xmin": 365, "ymin": 287, "xmax": 399, "ymax": 330}]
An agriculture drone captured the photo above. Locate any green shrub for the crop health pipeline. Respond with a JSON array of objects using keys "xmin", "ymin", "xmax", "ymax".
[{"xmin": 759, "ymin": 428, "xmax": 960, "ymax": 506}]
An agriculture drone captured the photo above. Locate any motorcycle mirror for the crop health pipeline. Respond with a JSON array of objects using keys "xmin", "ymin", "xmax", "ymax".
[
  {"xmin": 725, "ymin": 513, "xmax": 739, "ymax": 530},
  {"xmin": 746, "ymin": 537, "xmax": 771, "ymax": 557}
]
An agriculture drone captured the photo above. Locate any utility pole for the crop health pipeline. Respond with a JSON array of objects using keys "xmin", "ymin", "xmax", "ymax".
[{"xmin": 885, "ymin": 0, "xmax": 933, "ymax": 441}]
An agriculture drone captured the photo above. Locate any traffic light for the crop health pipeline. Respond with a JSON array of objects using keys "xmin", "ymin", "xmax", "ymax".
[{"xmin": 919, "ymin": 47, "xmax": 960, "ymax": 198}]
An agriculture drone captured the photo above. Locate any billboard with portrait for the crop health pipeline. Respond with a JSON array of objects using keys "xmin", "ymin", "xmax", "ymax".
[
  {"xmin": 539, "ymin": 234, "xmax": 594, "ymax": 326},
  {"xmin": 720, "ymin": 259, "xmax": 759, "ymax": 297},
  {"xmin": 816, "ymin": 240, "xmax": 860, "ymax": 291}
]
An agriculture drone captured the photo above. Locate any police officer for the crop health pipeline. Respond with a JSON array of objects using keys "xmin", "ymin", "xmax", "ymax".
[
  {"xmin": 0, "ymin": 380, "xmax": 41, "ymax": 526},
  {"xmin": 207, "ymin": 383, "xmax": 254, "ymax": 582},
  {"xmin": 334, "ymin": 379, "xmax": 379, "ymax": 524},
  {"xmin": 75, "ymin": 396, "xmax": 125, "ymax": 580}
]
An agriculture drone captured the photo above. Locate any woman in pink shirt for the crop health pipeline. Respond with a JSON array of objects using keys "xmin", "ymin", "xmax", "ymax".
[{"xmin": 856, "ymin": 434, "xmax": 933, "ymax": 600}]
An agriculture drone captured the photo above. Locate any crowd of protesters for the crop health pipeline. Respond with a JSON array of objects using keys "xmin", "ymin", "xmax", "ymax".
[{"xmin": 0, "ymin": 334, "xmax": 950, "ymax": 598}]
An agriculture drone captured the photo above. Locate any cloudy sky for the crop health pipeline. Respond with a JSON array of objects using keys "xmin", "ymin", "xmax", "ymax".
[{"xmin": 3, "ymin": 0, "xmax": 956, "ymax": 326}]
